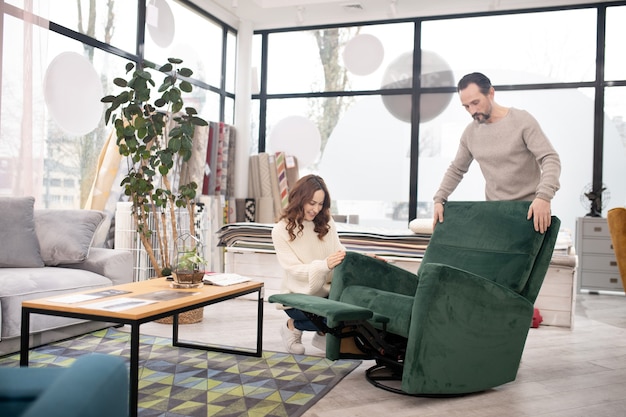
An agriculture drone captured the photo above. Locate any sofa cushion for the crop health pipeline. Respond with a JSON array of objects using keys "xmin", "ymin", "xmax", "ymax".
[
  {"xmin": 0, "ymin": 267, "xmax": 112, "ymax": 339},
  {"xmin": 35, "ymin": 210, "xmax": 106, "ymax": 266},
  {"xmin": 0, "ymin": 197, "xmax": 44, "ymax": 268}
]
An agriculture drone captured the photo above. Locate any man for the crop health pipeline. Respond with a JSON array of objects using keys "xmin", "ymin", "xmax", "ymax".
[{"xmin": 432, "ymin": 72, "xmax": 561, "ymax": 233}]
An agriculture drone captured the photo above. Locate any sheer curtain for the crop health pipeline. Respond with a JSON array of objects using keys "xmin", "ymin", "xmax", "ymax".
[{"xmin": 0, "ymin": 1, "xmax": 49, "ymax": 201}]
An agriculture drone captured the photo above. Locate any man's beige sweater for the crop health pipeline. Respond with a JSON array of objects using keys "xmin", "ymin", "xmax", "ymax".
[{"xmin": 434, "ymin": 108, "xmax": 561, "ymax": 204}]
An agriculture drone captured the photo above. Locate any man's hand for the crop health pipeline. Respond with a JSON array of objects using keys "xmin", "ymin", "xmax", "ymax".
[
  {"xmin": 432, "ymin": 202, "xmax": 445, "ymax": 229},
  {"xmin": 527, "ymin": 198, "xmax": 552, "ymax": 234}
]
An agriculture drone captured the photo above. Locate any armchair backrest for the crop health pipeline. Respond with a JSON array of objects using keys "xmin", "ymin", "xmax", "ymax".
[{"xmin": 419, "ymin": 201, "xmax": 560, "ymax": 303}]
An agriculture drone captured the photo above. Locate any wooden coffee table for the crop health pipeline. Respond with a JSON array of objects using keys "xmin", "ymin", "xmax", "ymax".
[{"xmin": 20, "ymin": 277, "xmax": 264, "ymax": 417}]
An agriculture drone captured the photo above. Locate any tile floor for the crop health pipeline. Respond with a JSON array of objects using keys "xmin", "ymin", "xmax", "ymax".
[{"xmin": 124, "ymin": 291, "xmax": 626, "ymax": 417}]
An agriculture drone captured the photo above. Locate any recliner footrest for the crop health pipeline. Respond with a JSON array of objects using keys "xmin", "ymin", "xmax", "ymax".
[{"xmin": 268, "ymin": 293, "xmax": 373, "ymax": 322}]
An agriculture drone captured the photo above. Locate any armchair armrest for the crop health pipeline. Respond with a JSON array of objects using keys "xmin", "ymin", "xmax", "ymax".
[
  {"xmin": 402, "ymin": 263, "xmax": 534, "ymax": 395},
  {"xmin": 330, "ymin": 252, "xmax": 418, "ymax": 301},
  {"xmin": 60, "ymin": 248, "xmax": 133, "ymax": 286}
]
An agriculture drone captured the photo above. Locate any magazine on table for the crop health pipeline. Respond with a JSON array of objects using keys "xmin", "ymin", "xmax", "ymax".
[
  {"xmin": 84, "ymin": 297, "xmax": 157, "ymax": 312},
  {"xmin": 51, "ymin": 289, "xmax": 131, "ymax": 304},
  {"xmin": 202, "ymin": 273, "xmax": 250, "ymax": 286}
]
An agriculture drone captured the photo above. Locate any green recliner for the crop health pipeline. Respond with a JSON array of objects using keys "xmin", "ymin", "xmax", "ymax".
[{"xmin": 269, "ymin": 201, "xmax": 560, "ymax": 395}]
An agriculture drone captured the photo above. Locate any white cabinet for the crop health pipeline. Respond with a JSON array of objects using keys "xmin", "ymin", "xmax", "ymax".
[{"xmin": 576, "ymin": 217, "xmax": 623, "ymax": 293}]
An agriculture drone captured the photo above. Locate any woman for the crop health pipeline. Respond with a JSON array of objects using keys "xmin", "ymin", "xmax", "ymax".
[{"xmin": 271, "ymin": 174, "xmax": 346, "ymax": 355}]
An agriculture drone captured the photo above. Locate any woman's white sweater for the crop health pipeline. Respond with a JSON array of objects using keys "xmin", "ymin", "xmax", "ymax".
[{"xmin": 271, "ymin": 218, "xmax": 345, "ymax": 300}]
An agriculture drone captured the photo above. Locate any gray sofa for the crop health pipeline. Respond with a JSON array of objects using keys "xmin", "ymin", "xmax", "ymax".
[{"xmin": 0, "ymin": 197, "xmax": 133, "ymax": 356}]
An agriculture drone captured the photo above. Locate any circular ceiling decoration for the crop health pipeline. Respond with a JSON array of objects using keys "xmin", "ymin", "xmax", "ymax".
[{"xmin": 43, "ymin": 51, "xmax": 103, "ymax": 135}]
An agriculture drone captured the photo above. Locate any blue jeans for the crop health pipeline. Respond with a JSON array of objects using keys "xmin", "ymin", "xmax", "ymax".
[{"xmin": 285, "ymin": 308, "xmax": 325, "ymax": 332}]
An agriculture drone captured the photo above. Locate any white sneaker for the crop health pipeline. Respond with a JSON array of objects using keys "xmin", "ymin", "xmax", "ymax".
[
  {"xmin": 312, "ymin": 332, "xmax": 326, "ymax": 351},
  {"xmin": 281, "ymin": 323, "xmax": 305, "ymax": 355}
]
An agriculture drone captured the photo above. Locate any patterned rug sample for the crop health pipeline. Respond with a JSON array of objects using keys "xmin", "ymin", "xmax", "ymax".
[{"xmin": 0, "ymin": 328, "xmax": 361, "ymax": 417}]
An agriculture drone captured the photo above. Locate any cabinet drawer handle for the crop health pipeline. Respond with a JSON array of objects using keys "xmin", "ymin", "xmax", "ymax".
[
  {"xmin": 593, "ymin": 226, "xmax": 603, "ymax": 232},
  {"xmin": 610, "ymin": 261, "xmax": 617, "ymax": 267},
  {"xmin": 610, "ymin": 278, "xmax": 618, "ymax": 284}
]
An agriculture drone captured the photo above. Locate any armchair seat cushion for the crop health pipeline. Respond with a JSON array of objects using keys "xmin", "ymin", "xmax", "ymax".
[{"xmin": 340, "ymin": 285, "xmax": 413, "ymax": 337}]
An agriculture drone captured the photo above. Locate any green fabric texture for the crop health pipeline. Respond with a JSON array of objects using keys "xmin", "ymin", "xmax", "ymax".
[
  {"xmin": 325, "ymin": 252, "xmax": 419, "ymax": 360},
  {"xmin": 420, "ymin": 201, "xmax": 549, "ymax": 294},
  {"xmin": 268, "ymin": 293, "xmax": 373, "ymax": 322},
  {"xmin": 401, "ymin": 263, "xmax": 534, "ymax": 394},
  {"xmin": 339, "ymin": 285, "xmax": 414, "ymax": 337}
]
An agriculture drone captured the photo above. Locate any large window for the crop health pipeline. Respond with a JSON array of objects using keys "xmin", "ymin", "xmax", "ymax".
[
  {"xmin": 0, "ymin": 0, "xmax": 235, "ymax": 208},
  {"xmin": 254, "ymin": 4, "xmax": 626, "ymax": 232},
  {"xmin": 418, "ymin": 9, "xmax": 602, "ymax": 233}
]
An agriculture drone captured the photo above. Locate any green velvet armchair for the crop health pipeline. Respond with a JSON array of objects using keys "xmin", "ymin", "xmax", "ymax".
[
  {"xmin": 0, "ymin": 354, "xmax": 129, "ymax": 417},
  {"xmin": 269, "ymin": 201, "xmax": 560, "ymax": 396}
]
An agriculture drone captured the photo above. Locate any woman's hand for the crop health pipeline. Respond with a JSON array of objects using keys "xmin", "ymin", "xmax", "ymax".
[{"xmin": 326, "ymin": 250, "xmax": 346, "ymax": 269}]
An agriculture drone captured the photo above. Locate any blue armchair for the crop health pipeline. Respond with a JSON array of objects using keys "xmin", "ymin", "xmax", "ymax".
[{"xmin": 0, "ymin": 354, "xmax": 128, "ymax": 417}]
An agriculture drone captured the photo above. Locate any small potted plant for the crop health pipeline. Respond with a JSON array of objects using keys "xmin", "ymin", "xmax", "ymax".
[{"xmin": 171, "ymin": 233, "xmax": 207, "ymax": 288}]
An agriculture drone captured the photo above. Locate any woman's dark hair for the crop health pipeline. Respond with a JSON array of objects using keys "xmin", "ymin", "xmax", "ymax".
[
  {"xmin": 280, "ymin": 174, "xmax": 331, "ymax": 241},
  {"xmin": 457, "ymin": 72, "xmax": 492, "ymax": 95}
]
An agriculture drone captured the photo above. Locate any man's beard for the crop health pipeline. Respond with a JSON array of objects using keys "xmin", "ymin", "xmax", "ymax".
[{"xmin": 472, "ymin": 112, "xmax": 490, "ymax": 124}]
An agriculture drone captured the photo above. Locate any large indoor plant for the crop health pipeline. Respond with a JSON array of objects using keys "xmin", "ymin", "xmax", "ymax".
[{"xmin": 101, "ymin": 58, "xmax": 208, "ymax": 278}]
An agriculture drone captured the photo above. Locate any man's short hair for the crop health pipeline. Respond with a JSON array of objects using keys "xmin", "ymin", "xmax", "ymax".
[{"xmin": 458, "ymin": 72, "xmax": 492, "ymax": 95}]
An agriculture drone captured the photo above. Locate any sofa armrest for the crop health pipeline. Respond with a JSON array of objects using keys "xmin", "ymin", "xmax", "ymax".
[
  {"xmin": 402, "ymin": 262, "xmax": 533, "ymax": 395},
  {"xmin": 61, "ymin": 248, "xmax": 133, "ymax": 286}
]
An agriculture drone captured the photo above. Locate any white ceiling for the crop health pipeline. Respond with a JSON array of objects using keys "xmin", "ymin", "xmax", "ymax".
[{"xmin": 190, "ymin": 0, "xmax": 606, "ymax": 30}]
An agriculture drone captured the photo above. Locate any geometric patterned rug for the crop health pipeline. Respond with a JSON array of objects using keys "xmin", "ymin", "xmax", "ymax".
[{"xmin": 0, "ymin": 328, "xmax": 361, "ymax": 417}]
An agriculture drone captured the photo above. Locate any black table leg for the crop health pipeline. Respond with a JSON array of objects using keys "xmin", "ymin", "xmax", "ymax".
[
  {"xmin": 19, "ymin": 308, "xmax": 31, "ymax": 367},
  {"xmin": 129, "ymin": 323, "xmax": 140, "ymax": 417},
  {"xmin": 256, "ymin": 288, "xmax": 264, "ymax": 355}
]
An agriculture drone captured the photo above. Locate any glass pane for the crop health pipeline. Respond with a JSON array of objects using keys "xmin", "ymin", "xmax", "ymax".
[
  {"xmin": 420, "ymin": 88, "xmax": 596, "ymax": 233},
  {"xmin": 0, "ymin": 15, "xmax": 132, "ymax": 207},
  {"xmin": 603, "ymin": 87, "xmax": 626, "ymax": 211},
  {"xmin": 44, "ymin": 0, "xmax": 138, "ymax": 53},
  {"xmin": 144, "ymin": 0, "xmax": 222, "ymax": 87},
  {"xmin": 250, "ymin": 99, "xmax": 260, "ymax": 155},
  {"xmin": 265, "ymin": 22, "xmax": 415, "ymax": 94},
  {"xmin": 224, "ymin": 96, "xmax": 234, "ymax": 125},
  {"xmin": 202, "ymin": 91, "xmax": 221, "ymax": 123},
  {"xmin": 225, "ymin": 30, "xmax": 237, "ymax": 93},
  {"xmin": 265, "ymin": 95, "xmax": 411, "ymax": 228},
  {"xmin": 252, "ymin": 33, "xmax": 262, "ymax": 95},
  {"xmin": 422, "ymin": 9, "xmax": 597, "ymax": 85},
  {"xmin": 1, "ymin": 14, "xmax": 46, "ymax": 199},
  {"xmin": 605, "ymin": 6, "xmax": 626, "ymax": 81}
]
